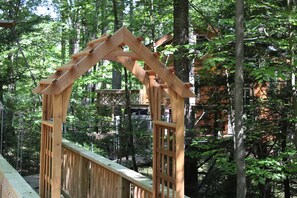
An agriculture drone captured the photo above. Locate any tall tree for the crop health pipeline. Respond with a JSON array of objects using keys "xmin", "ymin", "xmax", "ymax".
[
  {"xmin": 235, "ymin": 0, "xmax": 246, "ymax": 197},
  {"xmin": 173, "ymin": 0, "xmax": 189, "ymax": 82},
  {"xmin": 173, "ymin": 0, "xmax": 198, "ymax": 196},
  {"xmin": 112, "ymin": 0, "xmax": 124, "ymax": 89}
]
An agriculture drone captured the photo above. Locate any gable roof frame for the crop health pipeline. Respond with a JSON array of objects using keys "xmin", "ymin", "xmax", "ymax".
[{"xmin": 33, "ymin": 26, "xmax": 195, "ymax": 99}]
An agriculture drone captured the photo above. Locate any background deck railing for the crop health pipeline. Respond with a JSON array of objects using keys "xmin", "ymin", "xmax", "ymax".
[
  {"xmin": 62, "ymin": 139, "xmax": 153, "ymax": 198},
  {"xmin": 0, "ymin": 155, "xmax": 39, "ymax": 198}
]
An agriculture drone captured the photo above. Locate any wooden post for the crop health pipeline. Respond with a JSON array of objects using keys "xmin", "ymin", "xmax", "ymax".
[
  {"xmin": 151, "ymin": 83, "xmax": 162, "ymax": 198},
  {"xmin": 175, "ymin": 94, "xmax": 185, "ymax": 197},
  {"xmin": 51, "ymin": 93, "xmax": 63, "ymax": 197},
  {"xmin": 78, "ymin": 156, "xmax": 89, "ymax": 198},
  {"xmin": 40, "ymin": 94, "xmax": 54, "ymax": 198},
  {"xmin": 117, "ymin": 177, "xmax": 130, "ymax": 198}
]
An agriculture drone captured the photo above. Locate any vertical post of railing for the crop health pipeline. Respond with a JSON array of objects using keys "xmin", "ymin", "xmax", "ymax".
[
  {"xmin": 175, "ymin": 94, "xmax": 185, "ymax": 198},
  {"xmin": 52, "ymin": 93, "xmax": 63, "ymax": 198},
  {"xmin": 78, "ymin": 155, "xmax": 89, "ymax": 198},
  {"xmin": 118, "ymin": 177, "xmax": 130, "ymax": 198}
]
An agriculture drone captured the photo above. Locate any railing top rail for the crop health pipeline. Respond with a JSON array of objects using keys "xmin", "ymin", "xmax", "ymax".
[
  {"xmin": 0, "ymin": 155, "xmax": 39, "ymax": 198},
  {"xmin": 62, "ymin": 139, "xmax": 153, "ymax": 192},
  {"xmin": 153, "ymin": 120, "xmax": 176, "ymax": 128}
]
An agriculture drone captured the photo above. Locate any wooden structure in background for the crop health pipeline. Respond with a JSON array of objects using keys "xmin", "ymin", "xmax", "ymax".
[
  {"xmin": 33, "ymin": 26, "xmax": 195, "ymax": 198},
  {"xmin": 96, "ymin": 89, "xmax": 146, "ymax": 106},
  {"xmin": 0, "ymin": 20, "xmax": 16, "ymax": 28}
]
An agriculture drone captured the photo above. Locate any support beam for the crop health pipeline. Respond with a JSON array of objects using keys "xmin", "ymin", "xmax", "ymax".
[
  {"xmin": 116, "ymin": 57, "xmax": 149, "ymax": 86},
  {"xmin": 175, "ymin": 94, "xmax": 185, "ymax": 198},
  {"xmin": 62, "ymin": 85, "xmax": 73, "ymax": 122},
  {"xmin": 51, "ymin": 93, "xmax": 63, "ymax": 197}
]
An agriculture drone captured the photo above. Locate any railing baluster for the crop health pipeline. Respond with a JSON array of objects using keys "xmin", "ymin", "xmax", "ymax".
[{"xmin": 61, "ymin": 139, "xmax": 190, "ymax": 198}]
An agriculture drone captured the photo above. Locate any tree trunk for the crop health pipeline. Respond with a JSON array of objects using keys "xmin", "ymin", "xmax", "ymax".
[
  {"xmin": 287, "ymin": 0, "xmax": 297, "ymax": 149},
  {"xmin": 124, "ymin": 68, "xmax": 138, "ymax": 172},
  {"xmin": 112, "ymin": 0, "xmax": 125, "ymax": 161},
  {"xmin": 112, "ymin": 0, "xmax": 123, "ymax": 89},
  {"xmin": 173, "ymin": 0, "xmax": 198, "ymax": 196},
  {"xmin": 173, "ymin": 0, "xmax": 189, "ymax": 83},
  {"xmin": 235, "ymin": 0, "xmax": 246, "ymax": 197},
  {"xmin": 61, "ymin": 10, "xmax": 66, "ymax": 64}
]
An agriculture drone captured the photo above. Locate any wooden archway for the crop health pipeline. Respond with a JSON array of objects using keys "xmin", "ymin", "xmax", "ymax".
[{"xmin": 33, "ymin": 27, "xmax": 195, "ymax": 198}]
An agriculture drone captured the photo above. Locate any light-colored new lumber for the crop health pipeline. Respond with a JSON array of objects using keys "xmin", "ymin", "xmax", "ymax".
[
  {"xmin": 153, "ymin": 120, "xmax": 176, "ymax": 128},
  {"xmin": 62, "ymin": 139, "xmax": 153, "ymax": 194},
  {"xmin": 168, "ymin": 66, "xmax": 175, "ymax": 73},
  {"xmin": 33, "ymin": 72, "xmax": 64, "ymax": 94},
  {"xmin": 56, "ymin": 63, "xmax": 74, "ymax": 71},
  {"xmin": 145, "ymin": 70, "xmax": 156, "ymax": 76},
  {"xmin": 137, "ymin": 36, "xmax": 144, "ymax": 41},
  {"xmin": 153, "ymin": 52, "xmax": 160, "ymax": 58},
  {"xmin": 159, "ymin": 84, "xmax": 168, "ymax": 88},
  {"xmin": 71, "ymin": 49, "xmax": 93, "ymax": 59},
  {"xmin": 184, "ymin": 82, "xmax": 193, "ymax": 88},
  {"xmin": 107, "ymin": 50, "xmax": 141, "ymax": 60},
  {"xmin": 0, "ymin": 155, "xmax": 39, "ymax": 197},
  {"xmin": 42, "ymin": 28, "xmax": 124, "ymax": 95},
  {"xmin": 175, "ymin": 94, "xmax": 185, "ymax": 198},
  {"xmin": 87, "ymin": 34, "xmax": 111, "ymax": 46},
  {"xmin": 113, "ymin": 56, "xmax": 149, "ymax": 86},
  {"xmin": 62, "ymin": 84, "xmax": 73, "ymax": 122},
  {"xmin": 42, "ymin": 120, "xmax": 53, "ymax": 128},
  {"xmin": 51, "ymin": 93, "xmax": 63, "ymax": 198},
  {"xmin": 154, "ymin": 34, "xmax": 173, "ymax": 48},
  {"xmin": 122, "ymin": 27, "xmax": 195, "ymax": 98},
  {"xmin": 32, "ymin": 85, "xmax": 43, "ymax": 94},
  {"xmin": 39, "ymin": 78, "xmax": 57, "ymax": 85}
]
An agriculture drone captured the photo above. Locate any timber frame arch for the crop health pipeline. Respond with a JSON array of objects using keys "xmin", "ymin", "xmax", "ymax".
[{"xmin": 33, "ymin": 27, "xmax": 195, "ymax": 198}]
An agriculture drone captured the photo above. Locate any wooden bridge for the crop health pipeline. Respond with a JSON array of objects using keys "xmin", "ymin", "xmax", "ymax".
[{"xmin": 0, "ymin": 138, "xmax": 189, "ymax": 198}]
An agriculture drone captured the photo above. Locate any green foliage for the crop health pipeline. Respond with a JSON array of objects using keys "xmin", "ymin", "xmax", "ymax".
[
  {"xmin": 246, "ymin": 157, "xmax": 286, "ymax": 185},
  {"xmin": 0, "ymin": 0, "xmax": 296, "ymax": 197}
]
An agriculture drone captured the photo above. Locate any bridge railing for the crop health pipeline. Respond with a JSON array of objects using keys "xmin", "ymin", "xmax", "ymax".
[
  {"xmin": 62, "ymin": 139, "xmax": 153, "ymax": 198},
  {"xmin": 0, "ymin": 155, "xmax": 39, "ymax": 198}
]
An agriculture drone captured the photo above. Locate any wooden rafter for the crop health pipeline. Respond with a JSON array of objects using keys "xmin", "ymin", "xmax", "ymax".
[
  {"xmin": 33, "ymin": 26, "xmax": 194, "ymax": 99},
  {"xmin": 121, "ymin": 28, "xmax": 195, "ymax": 98}
]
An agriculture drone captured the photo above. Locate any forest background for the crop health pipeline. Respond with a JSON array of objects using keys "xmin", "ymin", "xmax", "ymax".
[{"xmin": 0, "ymin": 0, "xmax": 297, "ymax": 197}]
